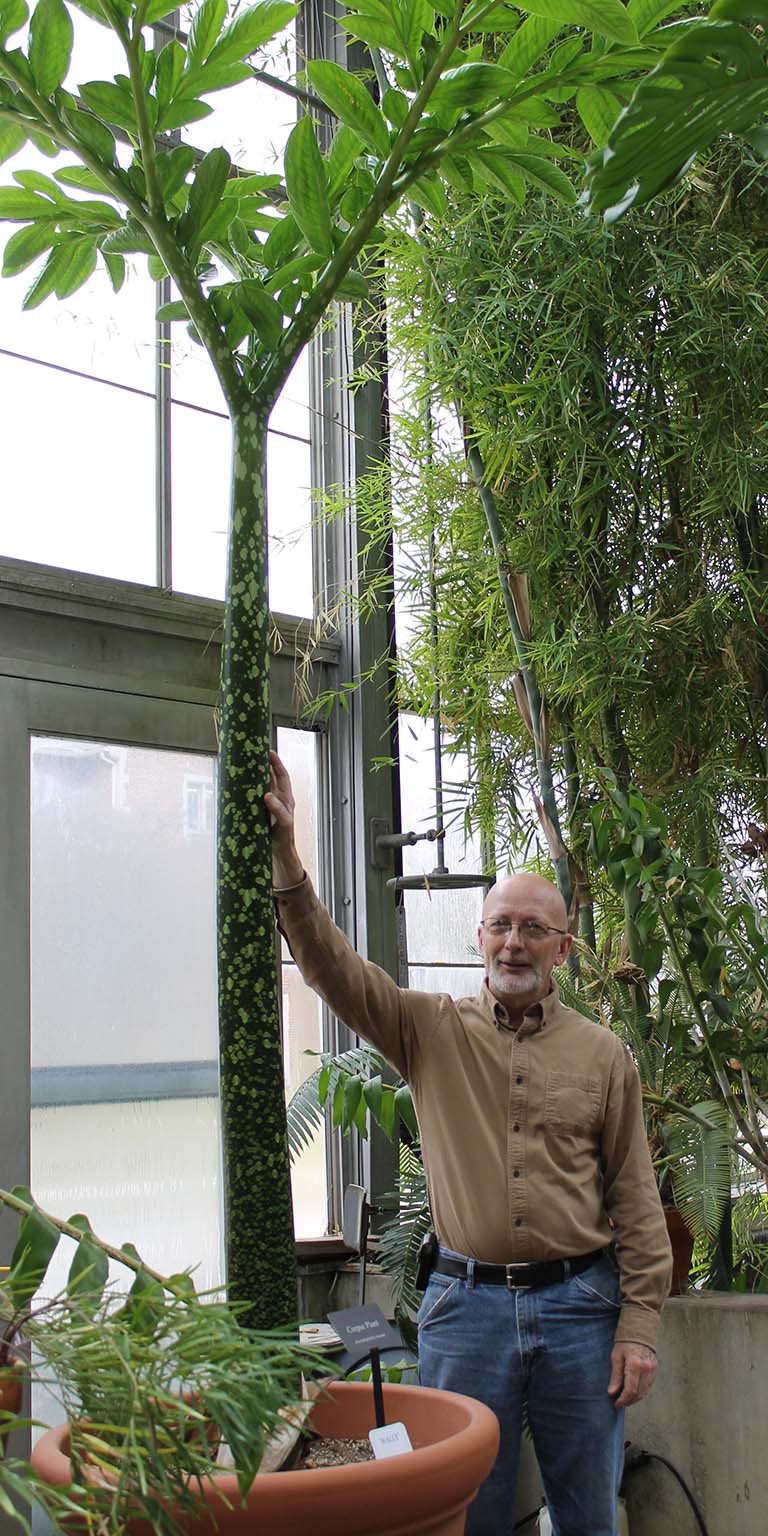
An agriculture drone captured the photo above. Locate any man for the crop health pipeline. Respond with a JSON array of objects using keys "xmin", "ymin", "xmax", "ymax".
[{"xmin": 266, "ymin": 752, "xmax": 672, "ymax": 1536}]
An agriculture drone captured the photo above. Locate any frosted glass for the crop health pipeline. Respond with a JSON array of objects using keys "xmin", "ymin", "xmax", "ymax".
[
  {"xmin": 30, "ymin": 739, "xmax": 217, "ymax": 1068},
  {"xmin": 267, "ymin": 431, "xmax": 313, "ymax": 618},
  {"xmin": 31, "ymin": 1098, "xmax": 223, "ymax": 1292},
  {"xmin": 408, "ymin": 965, "xmax": 484, "ymax": 1001},
  {"xmin": 0, "ymin": 355, "xmax": 155, "ymax": 583}
]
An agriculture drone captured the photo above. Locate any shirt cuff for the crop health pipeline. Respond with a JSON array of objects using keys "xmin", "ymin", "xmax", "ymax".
[{"xmin": 615, "ymin": 1303, "xmax": 660, "ymax": 1352}]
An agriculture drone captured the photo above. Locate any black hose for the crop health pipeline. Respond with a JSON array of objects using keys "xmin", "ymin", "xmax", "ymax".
[{"xmin": 623, "ymin": 1449, "xmax": 710, "ymax": 1536}]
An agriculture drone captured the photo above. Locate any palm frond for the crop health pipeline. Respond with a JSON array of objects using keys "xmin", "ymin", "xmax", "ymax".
[{"xmin": 666, "ymin": 1102, "xmax": 732, "ymax": 1241}]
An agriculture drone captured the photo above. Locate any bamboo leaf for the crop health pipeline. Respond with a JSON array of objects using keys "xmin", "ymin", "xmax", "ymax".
[
  {"xmin": 29, "ymin": 0, "xmax": 73, "ymax": 95},
  {"xmin": 307, "ymin": 59, "xmax": 390, "ymax": 158},
  {"xmin": 284, "ymin": 113, "xmax": 333, "ymax": 258}
]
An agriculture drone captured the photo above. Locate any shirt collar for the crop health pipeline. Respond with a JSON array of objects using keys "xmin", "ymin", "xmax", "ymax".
[{"xmin": 481, "ymin": 977, "xmax": 562, "ymax": 1034}]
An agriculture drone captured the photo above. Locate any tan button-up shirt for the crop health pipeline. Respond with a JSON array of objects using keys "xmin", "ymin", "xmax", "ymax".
[{"xmin": 275, "ymin": 877, "xmax": 672, "ymax": 1350}]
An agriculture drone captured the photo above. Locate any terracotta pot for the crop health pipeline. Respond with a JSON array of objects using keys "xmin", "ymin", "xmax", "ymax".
[
  {"xmin": 0, "ymin": 1359, "xmax": 24, "ymax": 1458},
  {"xmin": 665, "ymin": 1207, "xmax": 694, "ymax": 1295},
  {"xmin": 31, "ymin": 1380, "xmax": 499, "ymax": 1535}
]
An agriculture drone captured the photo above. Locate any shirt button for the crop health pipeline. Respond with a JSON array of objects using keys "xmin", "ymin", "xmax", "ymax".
[
  {"xmin": 513, "ymin": 1123, "xmax": 520, "ymax": 1132},
  {"xmin": 516, "ymin": 1076, "xmax": 523, "ymax": 1085},
  {"xmin": 513, "ymin": 1169, "xmax": 520, "ymax": 1178},
  {"xmin": 515, "ymin": 1218, "xmax": 522, "ymax": 1227}
]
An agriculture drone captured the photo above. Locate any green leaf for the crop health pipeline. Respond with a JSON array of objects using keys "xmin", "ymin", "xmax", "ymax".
[
  {"xmin": 143, "ymin": 0, "xmax": 177, "ymax": 19},
  {"xmin": 576, "ymin": 84, "xmax": 621, "ymax": 145},
  {"xmin": 155, "ymin": 37, "xmax": 185, "ymax": 108},
  {"xmin": 627, "ymin": 0, "xmax": 685, "ymax": 37},
  {"xmin": 79, "ymin": 79, "xmax": 138, "ymax": 135},
  {"xmin": 61, "ymin": 103, "xmax": 116, "ymax": 163},
  {"xmin": 342, "ymin": 1072, "xmax": 363, "ymax": 1131},
  {"xmin": 54, "ymin": 164, "xmax": 113, "ymax": 192},
  {"xmin": 156, "ymin": 97, "xmax": 214, "ymax": 132},
  {"xmin": 284, "ymin": 113, "xmax": 333, "ymax": 258},
  {"xmin": 506, "ymin": 149, "xmax": 576, "ymax": 201},
  {"xmin": 120, "ymin": 1266, "xmax": 164, "ymax": 1335},
  {"xmin": 363, "ymin": 1073, "xmax": 384, "ymax": 1124},
  {"xmin": 499, "ymin": 15, "xmax": 563, "ymax": 81},
  {"xmin": 28, "ymin": 0, "xmax": 73, "ymax": 96},
  {"xmin": 188, "ymin": 0, "xmax": 227, "ymax": 64},
  {"xmin": 103, "ymin": 249, "xmax": 124, "ymax": 290},
  {"xmin": 521, "ymin": 0, "xmax": 638, "ymax": 46},
  {"xmin": 208, "ymin": 0, "xmax": 297, "ymax": 67},
  {"xmin": 410, "ymin": 174, "xmax": 448, "ymax": 217},
  {"xmin": 335, "ymin": 267, "xmax": 370, "ymax": 302},
  {"xmin": 182, "ymin": 145, "xmax": 231, "ymax": 245},
  {"xmin": 378, "ymin": 1087, "xmax": 397, "ymax": 1140},
  {"xmin": 382, "ymin": 87, "xmax": 409, "ymax": 130},
  {"xmin": 307, "ymin": 59, "xmax": 390, "ymax": 158},
  {"xmin": 155, "ymin": 143, "xmax": 197, "ymax": 204},
  {"xmin": 67, "ymin": 1230, "xmax": 108, "ymax": 1308},
  {"xmin": 0, "ymin": 120, "xmax": 26, "ymax": 164},
  {"xmin": 8, "ymin": 1191, "xmax": 60, "ymax": 1306},
  {"xmin": 12, "ymin": 167, "xmax": 63, "ymax": 199},
  {"xmin": 0, "ymin": 186, "xmax": 57, "ymax": 218},
  {"xmin": 340, "ymin": 12, "xmax": 400, "ymax": 55},
  {"xmin": 156, "ymin": 298, "xmax": 189, "ymax": 321},
  {"xmin": 326, "ymin": 123, "xmax": 364, "ymax": 205},
  {"xmin": 429, "ymin": 62, "xmax": 517, "ymax": 115},
  {"xmin": 586, "ymin": 16, "xmax": 768, "ymax": 218},
  {"xmin": 263, "ymin": 208, "xmax": 302, "ymax": 271},
  {"xmin": 101, "ymin": 218, "xmax": 156, "ymax": 254},
  {"xmin": 0, "ymin": 0, "xmax": 28, "ymax": 46},
  {"xmin": 232, "ymin": 277, "xmax": 283, "ymax": 346},
  {"xmin": 395, "ymin": 1084, "xmax": 418, "ymax": 1139},
  {"xmin": 2, "ymin": 219, "xmax": 55, "ymax": 273}
]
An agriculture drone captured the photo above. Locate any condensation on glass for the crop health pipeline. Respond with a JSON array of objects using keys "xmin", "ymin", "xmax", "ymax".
[
  {"xmin": 275, "ymin": 725, "xmax": 328, "ymax": 1239},
  {"xmin": 30, "ymin": 735, "xmax": 222, "ymax": 1293}
]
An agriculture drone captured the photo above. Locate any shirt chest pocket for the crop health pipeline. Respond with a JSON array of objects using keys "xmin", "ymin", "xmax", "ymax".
[{"xmin": 545, "ymin": 1071, "xmax": 600, "ymax": 1136}]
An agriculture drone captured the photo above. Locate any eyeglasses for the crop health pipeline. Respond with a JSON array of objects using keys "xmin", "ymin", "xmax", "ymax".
[{"xmin": 480, "ymin": 918, "xmax": 567, "ymax": 942}]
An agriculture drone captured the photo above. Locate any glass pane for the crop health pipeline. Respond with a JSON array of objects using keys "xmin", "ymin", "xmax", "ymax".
[
  {"xmin": 276, "ymin": 726, "xmax": 326, "ymax": 1239},
  {"xmin": 399, "ymin": 713, "xmax": 485, "ymax": 963},
  {"xmin": 0, "ymin": 354, "xmax": 155, "ymax": 583},
  {"xmin": 30, "ymin": 736, "xmax": 222, "ymax": 1282},
  {"xmin": 270, "ymin": 349, "xmax": 310, "ymax": 439},
  {"xmin": 408, "ymin": 965, "xmax": 484, "ymax": 1000},
  {"xmin": 267, "ymin": 431, "xmax": 313, "ymax": 617},
  {"xmin": 170, "ymin": 402, "xmax": 230, "ymax": 599},
  {"xmin": 170, "ymin": 408, "xmax": 314, "ymax": 615}
]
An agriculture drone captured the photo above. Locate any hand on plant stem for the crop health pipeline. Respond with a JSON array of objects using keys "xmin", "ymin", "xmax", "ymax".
[{"xmin": 265, "ymin": 752, "xmax": 304, "ymax": 889}]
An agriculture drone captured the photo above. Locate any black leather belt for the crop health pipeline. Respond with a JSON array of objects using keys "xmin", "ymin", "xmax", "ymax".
[{"xmin": 434, "ymin": 1248, "xmax": 605, "ymax": 1290}]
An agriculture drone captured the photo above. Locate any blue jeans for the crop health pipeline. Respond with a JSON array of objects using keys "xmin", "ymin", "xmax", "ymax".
[{"xmin": 417, "ymin": 1251, "xmax": 625, "ymax": 1536}]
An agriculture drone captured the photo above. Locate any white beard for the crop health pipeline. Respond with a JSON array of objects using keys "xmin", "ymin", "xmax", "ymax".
[{"xmin": 486, "ymin": 957, "xmax": 543, "ymax": 1001}]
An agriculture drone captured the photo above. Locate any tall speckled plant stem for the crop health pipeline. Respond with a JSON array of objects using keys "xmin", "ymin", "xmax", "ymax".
[{"xmin": 218, "ymin": 406, "xmax": 296, "ymax": 1330}]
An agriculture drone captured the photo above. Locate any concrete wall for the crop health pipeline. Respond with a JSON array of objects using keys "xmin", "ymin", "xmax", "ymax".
[{"xmin": 301, "ymin": 1267, "xmax": 768, "ymax": 1536}]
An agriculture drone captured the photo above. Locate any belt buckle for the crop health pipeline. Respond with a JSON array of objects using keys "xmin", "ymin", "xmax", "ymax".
[{"xmin": 505, "ymin": 1263, "xmax": 532, "ymax": 1290}]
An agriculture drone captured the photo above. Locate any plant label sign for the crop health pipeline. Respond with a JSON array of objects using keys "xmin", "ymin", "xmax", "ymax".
[
  {"xmin": 369, "ymin": 1422, "xmax": 414, "ymax": 1459},
  {"xmin": 326, "ymin": 1303, "xmax": 401, "ymax": 1356}
]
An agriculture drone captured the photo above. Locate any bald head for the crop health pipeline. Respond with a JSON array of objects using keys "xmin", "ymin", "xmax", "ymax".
[
  {"xmin": 482, "ymin": 873, "xmax": 568, "ymax": 929},
  {"xmin": 479, "ymin": 873, "xmax": 571, "ymax": 1019}
]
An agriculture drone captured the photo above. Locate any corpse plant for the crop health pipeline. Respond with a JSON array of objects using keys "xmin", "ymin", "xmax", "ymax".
[
  {"xmin": 0, "ymin": 1185, "xmax": 319, "ymax": 1534},
  {"xmin": 0, "ymin": 0, "xmax": 693, "ymax": 1328}
]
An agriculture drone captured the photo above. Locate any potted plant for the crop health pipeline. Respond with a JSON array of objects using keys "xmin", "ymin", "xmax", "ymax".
[{"xmin": 1, "ymin": 1187, "xmax": 499, "ymax": 1535}]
